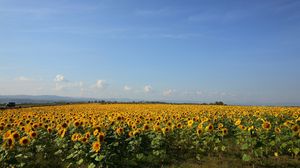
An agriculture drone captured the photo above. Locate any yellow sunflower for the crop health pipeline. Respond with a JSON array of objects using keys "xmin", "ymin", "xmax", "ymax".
[{"xmin": 92, "ymin": 141, "xmax": 101, "ymax": 153}]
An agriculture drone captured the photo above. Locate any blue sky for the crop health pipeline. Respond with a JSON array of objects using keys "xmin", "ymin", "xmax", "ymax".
[{"xmin": 0, "ymin": 0, "xmax": 300, "ymax": 105}]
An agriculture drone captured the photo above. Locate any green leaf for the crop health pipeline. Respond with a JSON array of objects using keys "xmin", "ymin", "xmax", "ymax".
[
  {"xmin": 196, "ymin": 154, "xmax": 201, "ymax": 161},
  {"xmin": 90, "ymin": 153, "xmax": 97, "ymax": 158},
  {"xmin": 270, "ymin": 141, "xmax": 276, "ymax": 146},
  {"xmin": 292, "ymin": 148, "xmax": 299, "ymax": 156},
  {"xmin": 77, "ymin": 159, "xmax": 84, "ymax": 165},
  {"xmin": 221, "ymin": 146, "xmax": 226, "ymax": 152},
  {"xmin": 95, "ymin": 155, "xmax": 105, "ymax": 162},
  {"xmin": 136, "ymin": 153, "xmax": 144, "ymax": 160},
  {"xmin": 88, "ymin": 163, "xmax": 96, "ymax": 168},
  {"xmin": 66, "ymin": 153, "xmax": 74, "ymax": 160},
  {"xmin": 15, "ymin": 154, "xmax": 23, "ymax": 158},
  {"xmin": 241, "ymin": 144, "xmax": 249, "ymax": 150},
  {"xmin": 242, "ymin": 154, "xmax": 251, "ymax": 162},
  {"xmin": 54, "ymin": 150, "xmax": 63, "ymax": 155}
]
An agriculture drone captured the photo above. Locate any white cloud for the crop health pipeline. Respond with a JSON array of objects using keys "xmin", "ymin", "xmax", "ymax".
[
  {"xmin": 124, "ymin": 85, "xmax": 131, "ymax": 91},
  {"xmin": 54, "ymin": 74, "xmax": 65, "ymax": 82},
  {"xmin": 163, "ymin": 89, "xmax": 174, "ymax": 96},
  {"xmin": 144, "ymin": 85, "xmax": 152, "ymax": 93},
  {"xmin": 95, "ymin": 80, "xmax": 107, "ymax": 89},
  {"xmin": 54, "ymin": 83, "xmax": 64, "ymax": 91},
  {"xmin": 15, "ymin": 76, "xmax": 31, "ymax": 81},
  {"xmin": 196, "ymin": 91, "xmax": 203, "ymax": 96}
]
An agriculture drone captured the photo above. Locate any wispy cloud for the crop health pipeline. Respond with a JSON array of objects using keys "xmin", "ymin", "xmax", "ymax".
[
  {"xmin": 144, "ymin": 85, "xmax": 152, "ymax": 93},
  {"xmin": 15, "ymin": 76, "xmax": 31, "ymax": 81},
  {"xmin": 163, "ymin": 89, "xmax": 174, "ymax": 96},
  {"xmin": 54, "ymin": 74, "xmax": 66, "ymax": 82},
  {"xmin": 124, "ymin": 85, "xmax": 131, "ymax": 91},
  {"xmin": 94, "ymin": 80, "xmax": 108, "ymax": 89}
]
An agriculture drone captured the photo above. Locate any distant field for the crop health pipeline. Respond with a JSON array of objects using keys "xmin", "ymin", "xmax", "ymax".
[{"xmin": 0, "ymin": 104, "xmax": 299, "ymax": 167}]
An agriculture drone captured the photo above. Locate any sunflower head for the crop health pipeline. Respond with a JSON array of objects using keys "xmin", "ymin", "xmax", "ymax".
[
  {"xmin": 92, "ymin": 141, "xmax": 101, "ymax": 153},
  {"xmin": 12, "ymin": 132, "xmax": 20, "ymax": 140},
  {"xmin": 187, "ymin": 120, "xmax": 194, "ymax": 127},
  {"xmin": 275, "ymin": 127, "xmax": 281, "ymax": 134},
  {"xmin": 98, "ymin": 132, "xmax": 105, "ymax": 142},
  {"xmin": 205, "ymin": 124, "xmax": 214, "ymax": 132},
  {"xmin": 143, "ymin": 124, "xmax": 150, "ymax": 131},
  {"xmin": 196, "ymin": 128, "xmax": 203, "ymax": 136},
  {"xmin": 19, "ymin": 137, "xmax": 30, "ymax": 146},
  {"xmin": 221, "ymin": 128, "xmax": 228, "ymax": 136},
  {"xmin": 262, "ymin": 121, "xmax": 271, "ymax": 130},
  {"xmin": 29, "ymin": 131, "xmax": 37, "ymax": 138},
  {"xmin": 291, "ymin": 124, "xmax": 299, "ymax": 133}
]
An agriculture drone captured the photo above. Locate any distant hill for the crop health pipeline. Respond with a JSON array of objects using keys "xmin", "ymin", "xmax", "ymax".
[
  {"xmin": 0, "ymin": 95, "xmax": 200, "ymax": 105},
  {"xmin": 0, "ymin": 95, "xmax": 92, "ymax": 104}
]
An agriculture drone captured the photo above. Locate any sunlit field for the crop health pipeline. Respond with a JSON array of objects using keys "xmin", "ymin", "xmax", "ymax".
[{"xmin": 1, "ymin": 104, "xmax": 299, "ymax": 167}]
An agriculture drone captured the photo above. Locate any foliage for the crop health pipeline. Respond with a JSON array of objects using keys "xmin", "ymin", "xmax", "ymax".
[{"xmin": 0, "ymin": 104, "xmax": 299, "ymax": 167}]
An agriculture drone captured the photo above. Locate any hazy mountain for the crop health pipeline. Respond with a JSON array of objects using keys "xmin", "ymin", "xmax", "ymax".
[{"xmin": 0, "ymin": 95, "xmax": 93, "ymax": 104}]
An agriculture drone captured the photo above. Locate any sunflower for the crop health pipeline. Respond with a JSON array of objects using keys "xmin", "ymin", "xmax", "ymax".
[
  {"xmin": 291, "ymin": 124, "xmax": 299, "ymax": 133},
  {"xmin": 235, "ymin": 119, "xmax": 241, "ymax": 126},
  {"xmin": 162, "ymin": 127, "xmax": 170, "ymax": 135},
  {"xmin": 3, "ymin": 130, "xmax": 12, "ymax": 140},
  {"xmin": 74, "ymin": 120, "xmax": 80, "ymax": 127},
  {"xmin": 218, "ymin": 123, "xmax": 224, "ymax": 129},
  {"xmin": 71, "ymin": 133, "xmax": 80, "ymax": 142},
  {"xmin": 262, "ymin": 121, "xmax": 271, "ymax": 130},
  {"xmin": 205, "ymin": 124, "xmax": 214, "ymax": 132},
  {"xmin": 81, "ymin": 137, "xmax": 88, "ymax": 143},
  {"xmin": 85, "ymin": 132, "xmax": 91, "ymax": 139},
  {"xmin": 2, "ymin": 136, "xmax": 15, "ymax": 149},
  {"xmin": 58, "ymin": 129, "xmax": 67, "ymax": 138},
  {"xmin": 47, "ymin": 127, "xmax": 53, "ymax": 133},
  {"xmin": 196, "ymin": 128, "xmax": 203, "ymax": 136},
  {"xmin": 92, "ymin": 141, "xmax": 101, "ymax": 153},
  {"xmin": 177, "ymin": 123, "xmax": 182, "ymax": 129},
  {"xmin": 143, "ymin": 124, "xmax": 150, "ymax": 131},
  {"xmin": 12, "ymin": 132, "xmax": 20, "ymax": 140},
  {"xmin": 98, "ymin": 132, "xmax": 105, "ymax": 142},
  {"xmin": 238, "ymin": 125, "xmax": 246, "ymax": 130},
  {"xmin": 220, "ymin": 128, "xmax": 228, "ymax": 136},
  {"xmin": 187, "ymin": 120, "xmax": 194, "ymax": 127},
  {"xmin": 93, "ymin": 129, "xmax": 99, "ymax": 136},
  {"xmin": 116, "ymin": 127, "xmax": 124, "ymax": 135},
  {"xmin": 29, "ymin": 131, "xmax": 38, "ymax": 138},
  {"xmin": 275, "ymin": 127, "xmax": 281, "ymax": 134},
  {"xmin": 19, "ymin": 137, "xmax": 30, "ymax": 146}
]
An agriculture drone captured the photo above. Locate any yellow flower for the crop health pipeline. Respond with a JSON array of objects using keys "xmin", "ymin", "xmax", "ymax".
[
  {"xmin": 187, "ymin": 120, "xmax": 194, "ymax": 127},
  {"xmin": 218, "ymin": 123, "xmax": 224, "ymax": 129},
  {"xmin": 262, "ymin": 121, "xmax": 271, "ymax": 130},
  {"xmin": 235, "ymin": 119, "xmax": 241, "ymax": 126},
  {"xmin": 58, "ymin": 129, "xmax": 66, "ymax": 138},
  {"xmin": 205, "ymin": 124, "xmax": 214, "ymax": 132},
  {"xmin": 93, "ymin": 129, "xmax": 99, "ymax": 136},
  {"xmin": 275, "ymin": 127, "xmax": 281, "ymax": 134},
  {"xmin": 19, "ymin": 137, "xmax": 30, "ymax": 146},
  {"xmin": 221, "ymin": 128, "xmax": 228, "ymax": 136},
  {"xmin": 143, "ymin": 124, "xmax": 150, "ymax": 131},
  {"xmin": 115, "ymin": 127, "xmax": 124, "ymax": 135},
  {"xmin": 2, "ymin": 136, "xmax": 15, "ymax": 149},
  {"xmin": 196, "ymin": 128, "xmax": 203, "ymax": 136},
  {"xmin": 291, "ymin": 124, "xmax": 299, "ymax": 133},
  {"xmin": 98, "ymin": 132, "xmax": 105, "ymax": 142},
  {"xmin": 92, "ymin": 141, "xmax": 101, "ymax": 153},
  {"xmin": 29, "ymin": 131, "xmax": 38, "ymax": 138}
]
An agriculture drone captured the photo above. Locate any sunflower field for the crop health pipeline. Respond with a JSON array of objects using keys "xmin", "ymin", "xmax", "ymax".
[{"xmin": 0, "ymin": 104, "xmax": 299, "ymax": 167}]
